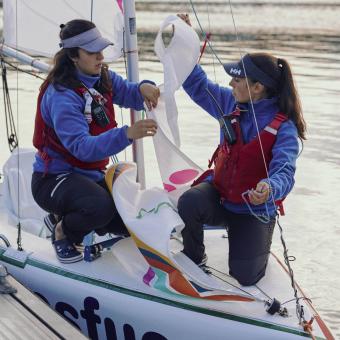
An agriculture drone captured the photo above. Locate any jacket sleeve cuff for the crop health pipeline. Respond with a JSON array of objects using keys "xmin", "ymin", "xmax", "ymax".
[
  {"xmin": 138, "ymin": 79, "xmax": 156, "ymax": 89},
  {"xmin": 122, "ymin": 125, "xmax": 133, "ymax": 144}
]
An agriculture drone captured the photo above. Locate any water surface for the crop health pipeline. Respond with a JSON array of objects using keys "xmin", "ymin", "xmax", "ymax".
[{"xmin": 1, "ymin": 1, "xmax": 340, "ymax": 337}]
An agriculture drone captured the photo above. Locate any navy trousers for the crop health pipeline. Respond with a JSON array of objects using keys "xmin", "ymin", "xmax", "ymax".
[
  {"xmin": 32, "ymin": 172, "xmax": 128, "ymax": 244},
  {"xmin": 177, "ymin": 182, "xmax": 276, "ymax": 286}
]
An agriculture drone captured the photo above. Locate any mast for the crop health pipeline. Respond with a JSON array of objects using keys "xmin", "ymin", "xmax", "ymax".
[{"xmin": 122, "ymin": 0, "xmax": 146, "ymax": 189}]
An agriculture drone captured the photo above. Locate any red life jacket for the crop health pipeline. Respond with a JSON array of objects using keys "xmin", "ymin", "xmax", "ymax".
[
  {"xmin": 33, "ymin": 82, "xmax": 118, "ymax": 171},
  {"xmin": 194, "ymin": 109, "xmax": 287, "ymax": 212}
]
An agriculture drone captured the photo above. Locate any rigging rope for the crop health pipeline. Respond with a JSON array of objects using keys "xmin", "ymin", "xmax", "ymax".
[
  {"xmin": 15, "ymin": 0, "xmax": 23, "ymax": 251},
  {"xmin": 1, "ymin": 59, "xmax": 45, "ymax": 80},
  {"xmin": 276, "ymin": 215, "xmax": 305, "ymax": 323},
  {"xmin": 1, "ymin": 57, "xmax": 18, "ymax": 152},
  {"xmin": 189, "ymin": 0, "xmax": 224, "ymax": 67}
]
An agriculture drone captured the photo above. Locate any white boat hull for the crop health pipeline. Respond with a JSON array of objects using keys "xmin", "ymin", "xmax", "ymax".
[{"xmin": 0, "ymin": 224, "xmax": 332, "ymax": 340}]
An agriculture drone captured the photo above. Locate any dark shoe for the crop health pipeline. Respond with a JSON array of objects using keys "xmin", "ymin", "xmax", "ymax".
[{"xmin": 53, "ymin": 238, "xmax": 83, "ymax": 264}]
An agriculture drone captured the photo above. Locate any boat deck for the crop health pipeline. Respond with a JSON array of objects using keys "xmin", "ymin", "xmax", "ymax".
[{"xmin": 0, "ymin": 275, "xmax": 87, "ymax": 340}]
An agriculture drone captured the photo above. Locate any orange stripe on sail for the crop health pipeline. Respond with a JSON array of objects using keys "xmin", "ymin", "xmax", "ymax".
[
  {"xmin": 147, "ymin": 257, "xmax": 176, "ymax": 274},
  {"xmin": 168, "ymin": 269, "xmax": 200, "ymax": 297},
  {"xmin": 202, "ymin": 294, "xmax": 254, "ymax": 302}
]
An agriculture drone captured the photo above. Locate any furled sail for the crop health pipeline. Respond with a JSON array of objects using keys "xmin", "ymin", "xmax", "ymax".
[{"xmin": 3, "ymin": 0, "xmax": 124, "ymax": 61}]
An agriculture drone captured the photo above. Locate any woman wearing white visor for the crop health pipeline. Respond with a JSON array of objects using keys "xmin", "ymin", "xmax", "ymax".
[{"xmin": 31, "ymin": 19, "xmax": 160, "ymax": 263}]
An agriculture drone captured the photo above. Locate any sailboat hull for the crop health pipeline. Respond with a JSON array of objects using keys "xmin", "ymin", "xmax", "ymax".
[{"xmin": 0, "ymin": 224, "xmax": 331, "ymax": 340}]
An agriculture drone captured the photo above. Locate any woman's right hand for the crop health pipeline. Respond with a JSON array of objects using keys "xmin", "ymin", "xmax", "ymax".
[
  {"xmin": 127, "ymin": 119, "xmax": 158, "ymax": 140},
  {"xmin": 177, "ymin": 13, "xmax": 192, "ymax": 26}
]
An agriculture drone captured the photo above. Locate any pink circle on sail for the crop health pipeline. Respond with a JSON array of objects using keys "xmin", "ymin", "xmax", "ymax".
[
  {"xmin": 163, "ymin": 183, "xmax": 176, "ymax": 192},
  {"xmin": 169, "ymin": 169, "xmax": 199, "ymax": 185}
]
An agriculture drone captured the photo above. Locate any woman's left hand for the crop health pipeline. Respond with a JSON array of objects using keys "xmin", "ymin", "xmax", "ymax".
[
  {"xmin": 140, "ymin": 83, "xmax": 160, "ymax": 111},
  {"xmin": 248, "ymin": 181, "xmax": 271, "ymax": 205}
]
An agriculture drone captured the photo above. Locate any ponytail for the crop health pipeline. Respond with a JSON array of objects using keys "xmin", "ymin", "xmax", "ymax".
[
  {"xmin": 277, "ymin": 58, "xmax": 306, "ymax": 140},
  {"xmin": 250, "ymin": 53, "xmax": 307, "ymax": 140}
]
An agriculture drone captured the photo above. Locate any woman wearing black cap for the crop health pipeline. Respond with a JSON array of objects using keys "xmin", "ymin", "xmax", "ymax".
[
  {"xmin": 177, "ymin": 14, "xmax": 306, "ymax": 286},
  {"xmin": 31, "ymin": 19, "xmax": 160, "ymax": 263}
]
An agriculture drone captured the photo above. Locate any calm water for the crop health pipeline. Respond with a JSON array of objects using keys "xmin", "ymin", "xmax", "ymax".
[{"xmin": 1, "ymin": 1, "xmax": 340, "ymax": 337}]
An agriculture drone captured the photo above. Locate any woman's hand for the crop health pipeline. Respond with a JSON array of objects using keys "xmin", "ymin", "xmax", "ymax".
[
  {"xmin": 177, "ymin": 13, "xmax": 192, "ymax": 26},
  {"xmin": 248, "ymin": 181, "xmax": 271, "ymax": 205},
  {"xmin": 127, "ymin": 119, "xmax": 158, "ymax": 140},
  {"xmin": 139, "ymin": 83, "xmax": 160, "ymax": 111}
]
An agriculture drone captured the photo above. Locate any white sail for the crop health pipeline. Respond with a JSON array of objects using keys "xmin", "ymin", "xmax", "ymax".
[
  {"xmin": 149, "ymin": 16, "xmax": 203, "ymax": 199},
  {"xmin": 3, "ymin": 0, "xmax": 124, "ymax": 61}
]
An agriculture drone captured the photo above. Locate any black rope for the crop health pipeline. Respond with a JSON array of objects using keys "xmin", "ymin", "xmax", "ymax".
[
  {"xmin": 206, "ymin": 266, "xmax": 265, "ymax": 302},
  {"xmin": 2, "ymin": 58, "xmax": 45, "ymax": 80},
  {"xmin": 276, "ymin": 214, "xmax": 305, "ymax": 323},
  {"xmin": 255, "ymin": 283, "xmax": 272, "ymax": 301},
  {"xmin": 1, "ymin": 56, "xmax": 18, "ymax": 152}
]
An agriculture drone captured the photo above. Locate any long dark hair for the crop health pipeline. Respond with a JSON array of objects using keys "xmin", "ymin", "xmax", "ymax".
[
  {"xmin": 41, "ymin": 19, "xmax": 111, "ymax": 92},
  {"xmin": 249, "ymin": 52, "xmax": 306, "ymax": 140}
]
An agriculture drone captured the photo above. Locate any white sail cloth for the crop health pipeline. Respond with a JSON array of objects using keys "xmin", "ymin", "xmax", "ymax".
[
  {"xmin": 153, "ymin": 14, "xmax": 201, "ymax": 147},
  {"xmin": 110, "ymin": 163, "xmax": 236, "ymax": 297},
  {"xmin": 148, "ymin": 15, "xmax": 203, "ymax": 200},
  {"xmin": 1, "ymin": 149, "xmax": 47, "ymax": 237},
  {"xmin": 109, "ymin": 17, "xmax": 248, "ymax": 299},
  {"xmin": 2, "ymin": 0, "xmax": 124, "ymax": 61}
]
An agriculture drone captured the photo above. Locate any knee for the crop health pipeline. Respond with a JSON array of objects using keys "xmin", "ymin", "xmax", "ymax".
[
  {"xmin": 78, "ymin": 195, "xmax": 116, "ymax": 227},
  {"xmin": 229, "ymin": 257, "xmax": 268, "ymax": 286},
  {"xmin": 178, "ymin": 190, "xmax": 194, "ymax": 217},
  {"xmin": 178, "ymin": 186, "xmax": 210, "ymax": 219}
]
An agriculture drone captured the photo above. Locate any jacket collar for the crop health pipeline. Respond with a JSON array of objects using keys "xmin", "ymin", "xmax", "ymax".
[
  {"xmin": 237, "ymin": 96, "xmax": 279, "ymax": 117},
  {"xmin": 77, "ymin": 70, "xmax": 101, "ymax": 88}
]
